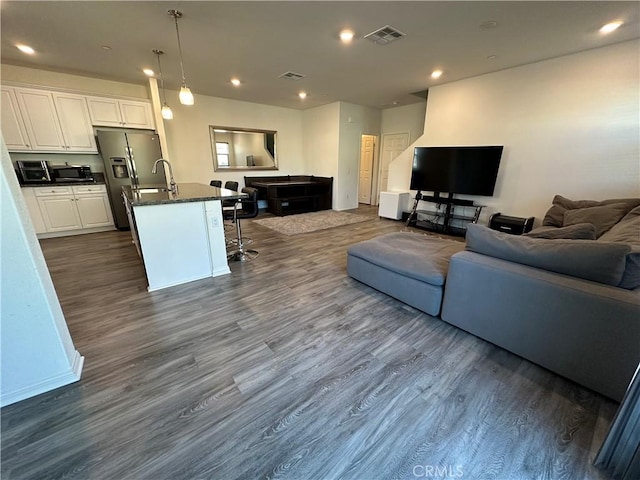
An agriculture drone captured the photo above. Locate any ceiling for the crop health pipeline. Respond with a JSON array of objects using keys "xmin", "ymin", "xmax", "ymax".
[{"xmin": 1, "ymin": 1, "xmax": 638, "ymax": 110}]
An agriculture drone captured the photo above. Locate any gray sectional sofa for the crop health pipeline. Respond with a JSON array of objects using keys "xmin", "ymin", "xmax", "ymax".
[{"xmin": 347, "ymin": 195, "xmax": 640, "ymax": 401}]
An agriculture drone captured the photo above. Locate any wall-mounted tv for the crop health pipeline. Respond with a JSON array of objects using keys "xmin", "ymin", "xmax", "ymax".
[{"xmin": 410, "ymin": 146, "xmax": 503, "ymax": 196}]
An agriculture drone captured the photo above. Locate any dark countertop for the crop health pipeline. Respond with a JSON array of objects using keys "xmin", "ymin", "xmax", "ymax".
[
  {"xmin": 21, "ymin": 180, "xmax": 107, "ymax": 187},
  {"xmin": 123, "ymin": 182, "xmax": 246, "ymax": 207}
]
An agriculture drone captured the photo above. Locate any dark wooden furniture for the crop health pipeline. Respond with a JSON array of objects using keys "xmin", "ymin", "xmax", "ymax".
[{"xmin": 244, "ymin": 175, "xmax": 332, "ymax": 216}]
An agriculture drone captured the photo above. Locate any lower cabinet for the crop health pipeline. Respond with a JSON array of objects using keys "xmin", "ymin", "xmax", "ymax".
[
  {"xmin": 23, "ymin": 185, "xmax": 115, "ymax": 237},
  {"xmin": 20, "ymin": 187, "xmax": 47, "ymax": 233},
  {"xmin": 73, "ymin": 185, "xmax": 115, "ymax": 228},
  {"xmin": 38, "ymin": 194, "xmax": 82, "ymax": 232}
]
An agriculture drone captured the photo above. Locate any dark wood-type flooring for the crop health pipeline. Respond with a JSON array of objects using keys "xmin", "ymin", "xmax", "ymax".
[{"xmin": 2, "ymin": 205, "xmax": 618, "ymax": 479}]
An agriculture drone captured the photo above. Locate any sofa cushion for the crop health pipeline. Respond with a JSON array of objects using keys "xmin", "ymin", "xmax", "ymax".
[
  {"xmin": 347, "ymin": 232, "xmax": 464, "ymax": 286},
  {"xmin": 542, "ymin": 195, "xmax": 640, "ymax": 227},
  {"xmin": 465, "ymin": 224, "xmax": 630, "ymax": 286},
  {"xmin": 599, "ymin": 206, "xmax": 640, "ymax": 245},
  {"xmin": 524, "ymin": 223, "xmax": 596, "ymax": 240},
  {"xmin": 599, "ymin": 206, "xmax": 640, "ymax": 289},
  {"xmin": 563, "ymin": 202, "xmax": 629, "ymax": 237}
]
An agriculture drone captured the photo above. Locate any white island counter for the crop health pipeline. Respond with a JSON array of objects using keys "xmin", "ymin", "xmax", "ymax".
[{"xmin": 122, "ymin": 183, "xmax": 245, "ymax": 292}]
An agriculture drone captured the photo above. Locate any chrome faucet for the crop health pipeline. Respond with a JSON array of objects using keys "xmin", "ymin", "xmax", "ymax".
[{"xmin": 152, "ymin": 158, "xmax": 178, "ymax": 195}]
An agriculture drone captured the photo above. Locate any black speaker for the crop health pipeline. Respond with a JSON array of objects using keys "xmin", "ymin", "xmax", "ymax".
[{"xmin": 488, "ymin": 213, "xmax": 535, "ymax": 235}]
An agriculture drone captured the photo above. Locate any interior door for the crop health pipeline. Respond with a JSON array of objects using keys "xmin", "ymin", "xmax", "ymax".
[
  {"xmin": 379, "ymin": 132, "xmax": 409, "ymax": 196},
  {"xmin": 358, "ymin": 135, "xmax": 376, "ymax": 204}
]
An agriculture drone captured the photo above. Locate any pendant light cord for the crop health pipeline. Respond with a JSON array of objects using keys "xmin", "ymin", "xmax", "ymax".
[
  {"xmin": 172, "ymin": 13, "xmax": 188, "ymax": 85},
  {"xmin": 155, "ymin": 52, "xmax": 169, "ymax": 105}
]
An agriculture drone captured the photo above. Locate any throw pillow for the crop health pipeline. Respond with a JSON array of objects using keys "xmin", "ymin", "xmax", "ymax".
[
  {"xmin": 599, "ymin": 207, "xmax": 640, "ymax": 246},
  {"xmin": 599, "ymin": 207, "xmax": 640, "ymax": 289},
  {"xmin": 542, "ymin": 195, "xmax": 600, "ymax": 227},
  {"xmin": 465, "ymin": 224, "xmax": 630, "ymax": 286},
  {"xmin": 541, "ymin": 195, "xmax": 640, "ymax": 227},
  {"xmin": 563, "ymin": 203, "xmax": 629, "ymax": 237},
  {"xmin": 524, "ymin": 223, "xmax": 596, "ymax": 240}
]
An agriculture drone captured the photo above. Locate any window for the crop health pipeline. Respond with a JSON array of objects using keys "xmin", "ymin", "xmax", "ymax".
[{"xmin": 215, "ymin": 142, "xmax": 230, "ymax": 166}]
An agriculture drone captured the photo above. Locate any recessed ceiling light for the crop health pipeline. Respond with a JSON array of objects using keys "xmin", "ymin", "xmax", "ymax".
[
  {"xmin": 101, "ymin": 45, "xmax": 112, "ymax": 51},
  {"xmin": 431, "ymin": 70, "xmax": 443, "ymax": 79},
  {"xmin": 231, "ymin": 78, "xmax": 241, "ymax": 86},
  {"xmin": 298, "ymin": 92, "xmax": 307, "ymax": 99},
  {"xmin": 487, "ymin": 55, "xmax": 497, "ymax": 60},
  {"xmin": 339, "ymin": 30, "xmax": 355, "ymax": 43},
  {"xmin": 16, "ymin": 44, "xmax": 35, "ymax": 55},
  {"xmin": 143, "ymin": 68, "xmax": 155, "ymax": 77},
  {"xmin": 600, "ymin": 21, "xmax": 623, "ymax": 34}
]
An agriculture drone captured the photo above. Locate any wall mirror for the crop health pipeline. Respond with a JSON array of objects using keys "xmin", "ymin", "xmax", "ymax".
[{"xmin": 210, "ymin": 126, "xmax": 278, "ymax": 171}]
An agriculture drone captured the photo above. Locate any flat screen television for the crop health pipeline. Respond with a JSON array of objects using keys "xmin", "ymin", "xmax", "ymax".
[{"xmin": 410, "ymin": 146, "xmax": 503, "ymax": 196}]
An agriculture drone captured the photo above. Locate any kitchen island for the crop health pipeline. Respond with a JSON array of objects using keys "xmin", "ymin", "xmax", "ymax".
[{"xmin": 122, "ymin": 182, "xmax": 245, "ymax": 292}]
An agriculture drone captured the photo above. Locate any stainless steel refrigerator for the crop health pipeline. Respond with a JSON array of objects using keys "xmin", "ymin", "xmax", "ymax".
[{"xmin": 96, "ymin": 130, "xmax": 165, "ymax": 229}]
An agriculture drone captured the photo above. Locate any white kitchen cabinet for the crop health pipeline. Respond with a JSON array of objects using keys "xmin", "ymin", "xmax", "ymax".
[
  {"xmin": 72, "ymin": 185, "xmax": 114, "ymax": 228},
  {"xmin": 87, "ymin": 96, "xmax": 154, "ymax": 129},
  {"xmin": 20, "ymin": 187, "xmax": 47, "ymax": 234},
  {"xmin": 12, "ymin": 87, "xmax": 97, "ymax": 153},
  {"xmin": 38, "ymin": 195, "xmax": 83, "ymax": 232},
  {"xmin": 32, "ymin": 184, "xmax": 114, "ymax": 235},
  {"xmin": 14, "ymin": 88, "xmax": 66, "ymax": 152},
  {"xmin": 52, "ymin": 93, "xmax": 97, "ymax": 152},
  {"xmin": 1, "ymin": 87, "xmax": 31, "ymax": 151},
  {"xmin": 34, "ymin": 186, "xmax": 81, "ymax": 232}
]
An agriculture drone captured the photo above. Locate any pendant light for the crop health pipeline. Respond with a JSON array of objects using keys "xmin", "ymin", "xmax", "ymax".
[
  {"xmin": 152, "ymin": 49, "xmax": 173, "ymax": 120},
  {"xmin": 168, "ymin": 9, "xmax": 194, "ymax": 105}
]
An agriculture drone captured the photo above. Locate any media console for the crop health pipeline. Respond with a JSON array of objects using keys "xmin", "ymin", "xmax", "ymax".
[{"xmin": 405, "ymin": 192, "xmax": 484, "ymax": 237}]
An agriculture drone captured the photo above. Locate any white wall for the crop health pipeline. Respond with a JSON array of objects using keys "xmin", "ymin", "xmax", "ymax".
[
  {"xmin": 381, "ymin": 102, "xmax": 426, "ymax": 144},
  {"xmin": 337, "ymin": 102, "xmax": 381, "ymax": 210},
  {"xmin": 0, "ymin": 137, "xmax": 83, "ymax": 407},
  {"xmin": 162, "ymin": 95, "xmax": 304, "ymax": 187},
  {"xmin": 302, "ymin": 103, "xmax": 341, "ymax": 205},
  {"xmin": 388, "ymin": 40, "xmax": 640, "ymax": 221}
]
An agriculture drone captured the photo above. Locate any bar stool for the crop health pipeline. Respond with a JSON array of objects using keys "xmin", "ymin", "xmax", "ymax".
[
  {"xmin": 222, "ymin": 180, "xmax": 240, "ymax": 210},
  {"xmin": 210, "ymin": 180, "xmax": 222, "ymax": 187},
  {"xmin": 223, "ymin": 187, "xmax": 259, "ymax": 262}
]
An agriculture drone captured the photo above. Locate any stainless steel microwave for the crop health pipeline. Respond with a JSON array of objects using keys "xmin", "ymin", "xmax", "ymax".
[{"xmin": 49, "ymin": 165, "xmax": 94, "ymax": 183}]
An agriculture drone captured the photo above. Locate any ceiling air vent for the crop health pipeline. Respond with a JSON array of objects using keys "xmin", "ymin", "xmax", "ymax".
[
  {"xmin": 364, "ymin": 25, "xmax": 406, "ymax": 45},
  {"xmin": 279, "ymin": 71, "xmax": 306, "ymax": 81}
]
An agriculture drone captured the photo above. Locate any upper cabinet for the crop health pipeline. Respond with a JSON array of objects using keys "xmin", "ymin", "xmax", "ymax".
[
  {"xmin": 1, "ymin": 84, "xmax": 155, "ymax": 153},
  {"xmin": 1, "ymin": 87, "xmax": 31, "ymax": 151},
  {"xmin": 2, "ymin": 86, "xmax": 98, "ymax": 153},
  {"xmin": 14, "ymin": 88, "xmax": 66, "ymax": 152},
  {"xmin": 87, "ymin": 97, "xmax": 154, "ymax": 130},
  {"xmin": 51, "ymin": 93, "xmax": 98, "ymax": 152}
]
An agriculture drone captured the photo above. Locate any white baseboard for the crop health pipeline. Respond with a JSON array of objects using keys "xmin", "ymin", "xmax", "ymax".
[
  {"xmin": 1, "ymin": 350, "xmax": 84, "ymax": 408},
  {"xmin": 37, "ymin": 226, "xmax": 115, "ymax": 239}
]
